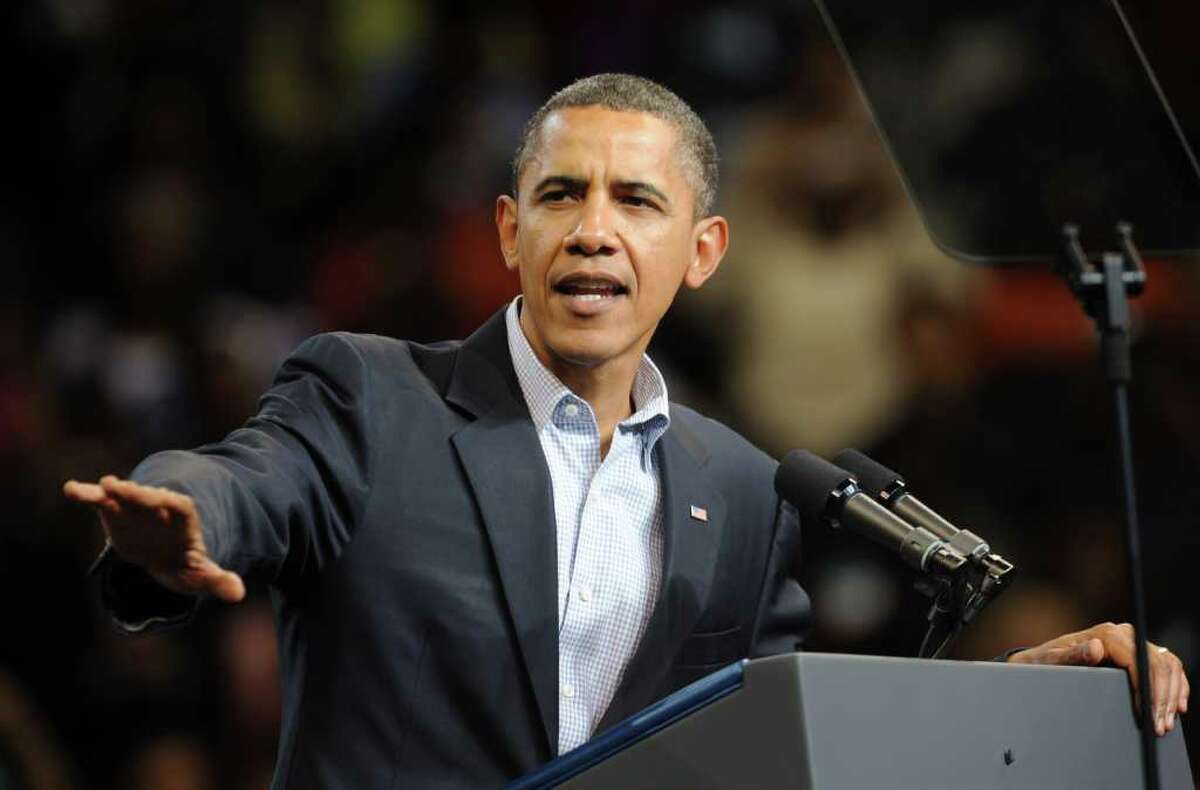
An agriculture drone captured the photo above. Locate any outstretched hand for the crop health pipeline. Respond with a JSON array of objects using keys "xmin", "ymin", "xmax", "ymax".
[
  {"xmin": 1007, "ymin": 622, "xmax": 1189, "ymax": 736},
  {"xmin": 64, "ymin": 476, "xmax": 245, "ymax": 603}
]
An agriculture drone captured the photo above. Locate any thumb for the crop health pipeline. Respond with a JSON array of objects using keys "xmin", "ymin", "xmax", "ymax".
[
  {"xmin": 158, "ymin": 558, "xmax": 246, "ymax": 603},
  {"xmin": 204, "ymin": 562, "xmax": 247, "ymax": 603}
]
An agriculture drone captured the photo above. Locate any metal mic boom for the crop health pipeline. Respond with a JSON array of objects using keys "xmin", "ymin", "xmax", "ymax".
[{"xmin": 832, "ymin": 448, "xmax": 1015, "ymax": 583}]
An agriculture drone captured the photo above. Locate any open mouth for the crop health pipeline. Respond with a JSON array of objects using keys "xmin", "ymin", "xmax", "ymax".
[{"xmin": 553, "ymin": 275, "xmax": 629, "ymax": 301}]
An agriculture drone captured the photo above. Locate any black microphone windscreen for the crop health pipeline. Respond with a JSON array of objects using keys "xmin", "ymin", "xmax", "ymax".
[
  {"xmin": 833, "ymin": 448, "xmax": 903, "ymax": 495},
  {"xmin": 774, "ymin": 450, "xmax": 854, "ymax": 523}
]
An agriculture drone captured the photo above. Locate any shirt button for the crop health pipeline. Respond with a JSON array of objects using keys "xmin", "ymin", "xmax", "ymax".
[
  {"xmin": 563, "ymin": 403, "xmax": 579, "ymax": 418},
  {"xmin": 562, "ymin": 683, "xmax": 576, "ymax": 699},
  {"xmin": 577, "ymin": 586, "xmax": 592, "ymax": 603}
]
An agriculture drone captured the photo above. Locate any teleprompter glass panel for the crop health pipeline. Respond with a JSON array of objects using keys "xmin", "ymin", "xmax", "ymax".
[{"xmin": 813, "ymin": 0, "xmax": 1200, "ymax": 263}]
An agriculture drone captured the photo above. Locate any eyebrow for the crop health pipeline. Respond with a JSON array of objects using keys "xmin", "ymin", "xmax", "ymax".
[
  {"xmin": 531, "ymin": 175, "xmax": 672, "ymax": 207},
  {"xmin": 532, "ymin": 175, "xmax": 587, "ymax": 194}
]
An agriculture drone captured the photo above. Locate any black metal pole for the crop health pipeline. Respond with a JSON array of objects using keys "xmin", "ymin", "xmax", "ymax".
[
  {"xmin": 1097, "ymin": 251, "xmax": 1159, "ymax": 790},
  {"xmin": 1112, "ymin": 381, "xmax": 1160, "ymax": 790}
]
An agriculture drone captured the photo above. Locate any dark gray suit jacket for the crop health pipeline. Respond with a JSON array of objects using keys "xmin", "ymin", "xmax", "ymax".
[{"xmin": 99, "ymin": 308, "xmax": 811, "ymax": 789}]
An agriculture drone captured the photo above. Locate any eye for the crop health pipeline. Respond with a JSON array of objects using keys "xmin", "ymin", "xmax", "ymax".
[
  {"xmin": 621, "ymin": 195, "xmax": 659, "ymax": 210},
  {"xmin": 540, "ymin": 190, "xmax": 572, "ymax": 203}
]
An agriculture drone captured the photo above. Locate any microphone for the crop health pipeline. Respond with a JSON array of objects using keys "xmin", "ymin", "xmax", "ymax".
[
  {"xmin": 832, "ymin": 449, "xmax": 1014, "ymax": 579},
  {"xmin": 774, "ymin": 449, "xmax": 966, "ymax": 576}
]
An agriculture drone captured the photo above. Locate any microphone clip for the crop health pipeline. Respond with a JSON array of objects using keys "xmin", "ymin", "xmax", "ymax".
[{"xmin": 915, "ymin": 546, "xmax": 1014, "ymax": 659}]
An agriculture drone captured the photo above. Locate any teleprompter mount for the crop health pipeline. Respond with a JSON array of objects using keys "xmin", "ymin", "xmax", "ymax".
[{"xmin": 1056, "ymin": 220, "xmax": 1159, "ymax": 789}]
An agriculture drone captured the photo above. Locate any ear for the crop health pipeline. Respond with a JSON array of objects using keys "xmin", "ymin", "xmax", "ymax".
[
  {"xmin": 496, "ymin": 195, "xmax": 520, "ymax": 271},
  {"xmin": 683, "ymin": 215, "xmax": 729, "ymax": 290}
]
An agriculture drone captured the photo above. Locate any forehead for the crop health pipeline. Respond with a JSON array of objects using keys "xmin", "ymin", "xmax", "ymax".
[{"xmin": 523, "ymin": 106, "xmax": 685, "ymax": 187}]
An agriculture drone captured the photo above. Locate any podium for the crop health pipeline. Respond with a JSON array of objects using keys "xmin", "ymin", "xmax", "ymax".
[{"xmin": 510, "ymin": 653, "xmax": 1193, "ymax": 789}]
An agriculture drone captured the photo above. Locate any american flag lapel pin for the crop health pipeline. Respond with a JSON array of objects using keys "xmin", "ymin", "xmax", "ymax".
[{"xmin": 689, "ymin": 504, "xmax": 709, "ymax": 522}]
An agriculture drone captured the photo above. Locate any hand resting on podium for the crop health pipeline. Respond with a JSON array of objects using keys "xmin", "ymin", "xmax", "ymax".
[{"xmin": 1008, "ymin": 622, "xmax": 1189, "ymax": 736}]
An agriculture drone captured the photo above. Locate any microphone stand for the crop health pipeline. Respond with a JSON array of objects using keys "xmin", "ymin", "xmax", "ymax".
[{"xmin": 1058, "ymin": 222, "xmax": 1159, "ymax": 790}]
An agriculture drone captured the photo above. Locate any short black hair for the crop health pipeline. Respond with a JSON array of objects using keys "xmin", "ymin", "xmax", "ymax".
[{"xmin": 511, "ymin": 73, "xmax": 719, "ymax": 218}]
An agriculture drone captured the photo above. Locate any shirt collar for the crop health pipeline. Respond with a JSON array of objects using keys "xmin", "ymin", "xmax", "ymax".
[{"xmin": 505, "ymin": 297, "xmax": 671, "ymax": 451}]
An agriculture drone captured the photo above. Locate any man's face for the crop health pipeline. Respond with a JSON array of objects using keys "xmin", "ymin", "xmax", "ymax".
[{"xmin": 496, "ymin": 106, "xmax": 727, "ymax": 377}]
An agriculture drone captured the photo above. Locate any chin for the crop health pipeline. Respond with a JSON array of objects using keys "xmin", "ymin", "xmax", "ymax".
[
  {"xmin": 548, "ymin": 344, "xmax": 616, "ymax": 369},
  {"xmin": 546, "ymin": 333, "xmax": 629, "ymax": 369}
]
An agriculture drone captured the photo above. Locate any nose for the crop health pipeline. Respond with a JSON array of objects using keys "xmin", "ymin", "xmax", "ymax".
[{"xmin": 564, "ymin": 194, "xmax": 619, "ymax": 257}]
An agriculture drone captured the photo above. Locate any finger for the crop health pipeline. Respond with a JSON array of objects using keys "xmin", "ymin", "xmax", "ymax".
[
  {"xmin": 157, "ymin": 488, "xmax": 199, "ymax": 521},
  {"xmin": 1152, "ymin": 646, "xmax": 1171, "ymax": 735},
  {"xmin": 1180, "ymin": 667, "xmax": 1190, "ymax": 714},
  {"xmin": 99, "ymin": 476, "xmax": 155, "ymax": 509},
  {"xmin": 101, "ymin": 477, "xmax": 185, "ymax": 513},
  {"xmin": 64, "ymin": 481, "xmax": 123, "ymax": 528},
  {"xmin": 63, "ymin": 480, "xmax": 118, "ymax": 509},
  {"xmin": 211, "ymin": 569, "xmax": 246, "ymax": 603},
  {"xmin": 152, "ymin": 555, "xmax": 243, "ymax": 602},
  {"xmin": 1165, "ymin": 652, "xmax": 1183, "ymax": 732},
  {"xmin": 197, "ymin": 559, "xmax": 245, "ymax": 603}
]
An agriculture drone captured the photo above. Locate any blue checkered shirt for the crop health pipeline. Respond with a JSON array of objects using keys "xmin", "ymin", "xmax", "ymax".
[{"xmin": 505, "ymin": 298, "xmax": 670, "ymax": 754}]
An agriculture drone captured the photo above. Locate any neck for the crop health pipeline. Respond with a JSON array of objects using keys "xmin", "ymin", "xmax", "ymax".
[{"xmin": 519, "ymin": 312, "xmax": 642, "ymax": 458}]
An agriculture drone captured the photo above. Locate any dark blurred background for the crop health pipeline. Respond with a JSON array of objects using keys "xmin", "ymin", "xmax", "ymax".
[{"xmin": 3, "ymin": 1, "xmax": 1199, "ymax": 788}]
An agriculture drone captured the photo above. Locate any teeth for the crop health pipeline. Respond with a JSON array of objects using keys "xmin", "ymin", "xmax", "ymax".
[
  {"xmin": 557, "ymin": 278, "xmax": 624, "ymax": 297},
  {"xmin": 575, "ymin": 294, "xmax": 604, "ymax": 301}
]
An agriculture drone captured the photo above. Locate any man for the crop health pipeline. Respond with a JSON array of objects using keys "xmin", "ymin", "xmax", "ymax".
[{"xmin": 64, "ymin": 74, "xmax": 1188, "ymax": 789}]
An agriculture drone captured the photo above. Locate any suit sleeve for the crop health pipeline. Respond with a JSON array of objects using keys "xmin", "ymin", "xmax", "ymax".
[
  {"xmin": 94, "ymin": 332, "xmax": 375, "ymax": 632},
  {"xmin": 748, "ymin": 499, "xmax": 811, "ymax": 658}
]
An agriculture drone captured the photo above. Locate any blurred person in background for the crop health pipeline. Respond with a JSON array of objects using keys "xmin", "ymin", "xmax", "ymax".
[
  {"xmin": 689, "ymin": 44, "xmax": 979, "ymax": 460},
  {"xmin": 61, "ymin": 72, "xmax": 1188, "ymax": 790}
]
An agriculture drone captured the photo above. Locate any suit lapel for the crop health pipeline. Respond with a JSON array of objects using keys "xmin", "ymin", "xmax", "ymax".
[
  {"xmin": 446, "ymin": 312, "xmax": 559, "ymax": 755},
  {"xmin": 595, "ymin": 422, "xmax": 726, "ymax": 732}
]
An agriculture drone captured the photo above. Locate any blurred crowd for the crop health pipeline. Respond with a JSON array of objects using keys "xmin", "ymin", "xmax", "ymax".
[{"xmin": 4, "ymin": 1, "xmax": 1199, "ymax": 788}]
